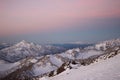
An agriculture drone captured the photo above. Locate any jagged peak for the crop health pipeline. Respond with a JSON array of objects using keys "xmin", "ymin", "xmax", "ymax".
[
  {"xmin": 15, "ymin": 40, "xmax": 32, "ymax": 47},
  {"xmin": 19, "ymin": 40, "xmax": 29, "ymax": 44}
]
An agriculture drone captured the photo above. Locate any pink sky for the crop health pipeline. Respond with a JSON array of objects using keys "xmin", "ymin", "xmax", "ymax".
[{"xmin": 0, "ymin": 0, "xmax": 120, "ymax": 37}]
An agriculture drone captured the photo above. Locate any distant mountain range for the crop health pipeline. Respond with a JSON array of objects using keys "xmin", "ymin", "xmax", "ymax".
[
  {"xmin": 0, "ymin": 38, "xmax": 120, "ymax": 80},
  {"xmin": 0, "ymin": 40, "xmax": 65, "ymax": 62}
]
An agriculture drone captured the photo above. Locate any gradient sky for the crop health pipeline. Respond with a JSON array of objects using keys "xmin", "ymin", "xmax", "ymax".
[{"xmin": 0, "ymin": 0, "xmax": 120, "ymax": 43}]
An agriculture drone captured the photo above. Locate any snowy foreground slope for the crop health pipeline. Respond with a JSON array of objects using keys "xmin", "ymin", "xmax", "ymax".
[{"xmin": 42, "ymin": 53, "xmax": 120, "ymax": 80}]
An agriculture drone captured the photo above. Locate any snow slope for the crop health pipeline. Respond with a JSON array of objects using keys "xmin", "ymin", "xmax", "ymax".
[
  {"xmin": 32, "ymin": 55, "xmax": 63, "ymax": 76},
  {"xmin": 0, "ymin": 62, "xmax": 20, "ymax": 72},
  {"xmin": 44, "ymin": 54, "xmax": 120, "ymax": 80},
  {"xmin": 0, "ymin": 61, "xmax": 20, "ymax": 78}
]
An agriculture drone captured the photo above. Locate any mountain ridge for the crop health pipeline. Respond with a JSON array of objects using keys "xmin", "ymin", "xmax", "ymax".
[{"xmin": 0, "ymin": 38, "xmax": 120, "ymax": 80}]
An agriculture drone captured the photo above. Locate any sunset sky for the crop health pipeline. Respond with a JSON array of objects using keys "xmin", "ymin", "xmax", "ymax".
[{"xmin": 0, "ymin": 0, "xmax": 120, "ymax": 43}]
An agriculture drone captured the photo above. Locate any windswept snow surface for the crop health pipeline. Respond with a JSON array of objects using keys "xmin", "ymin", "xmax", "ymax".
[
  {"xmin": 0, "ymin": 62, "xmax": 20, "ymax": 72},
  {"xmin": 43, "ymin": 54, "xmax": 120, "ymax": 80},
  {"xmin": 0, "ymin": 61, "xmax": 20, "ymax": 77}
]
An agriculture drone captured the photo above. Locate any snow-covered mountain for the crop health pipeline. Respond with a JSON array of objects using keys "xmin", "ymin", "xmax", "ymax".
[
  {"xmin": 48, "ymin": 48, "xmax": 120, "ymax": 80},
  {"xmin": 0, "ymin": 38, "xmax": 120, "ymax": 80},
  {"xmin": 95, "ymin": 38, "xmax": 120, "ymax": 50},
  {"xmin": 83, "ymin": 38, "xmax": 120, "ymax": 51},
  {"xmin": 0, "ymin": 40, "xmax": 65, "ymax": 62}
]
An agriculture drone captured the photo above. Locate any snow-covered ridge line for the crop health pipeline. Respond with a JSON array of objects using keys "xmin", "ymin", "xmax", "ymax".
[{"xmin": 0, "ymin": 40, "xmax": 65, "ymax": 62}]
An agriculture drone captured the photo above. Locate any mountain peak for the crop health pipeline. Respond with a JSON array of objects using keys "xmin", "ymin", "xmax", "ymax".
[
  {"xmin": 15, "ymin": 40, "xmax": 31, "ymax": 48},
  {"xmin": 20, "ymin": 40, "xmax": 28, "ymax": 43}
]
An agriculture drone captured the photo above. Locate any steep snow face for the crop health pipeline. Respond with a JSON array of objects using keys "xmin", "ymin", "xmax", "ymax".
[
  {"xmin": 0, "ymin": 62, "xmax": 20, "ymax": 72},
  {"xmin": 0, "ymin": 40, "xmax": 65, "ymax": 62},
  {"xmin": 49, "ymin": 55, "xmax": 63, "ymax": 67},
  {"xmin": 0, "ymin": 61, "xmax": 20, "ymax": 78},
  {"xmin": 49, "ymin": 54, "xmax": 120, "ymax": 80},
  {"xmin": 33, "ymin": 63, "xmax": 57, "ymax": 76},
  {"xmin": 32, "ymin": 55, "xmax": 63, "ymax": 76}
]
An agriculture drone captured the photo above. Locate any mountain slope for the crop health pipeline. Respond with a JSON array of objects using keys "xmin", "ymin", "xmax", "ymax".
[
  {"xmin": 0, "ymin": 40, "xmax": 65, "ymax": 62},
  {"xmin": 45, "ymin": 50, "xmax": 120, "ymax": 80},
  {"xmin": 95, "ymin": 38, "xmax": 120, "ymax": 50},
  {"xmin": 0, "ymin": 39, "xmax": 120, "ymax": 80}
]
